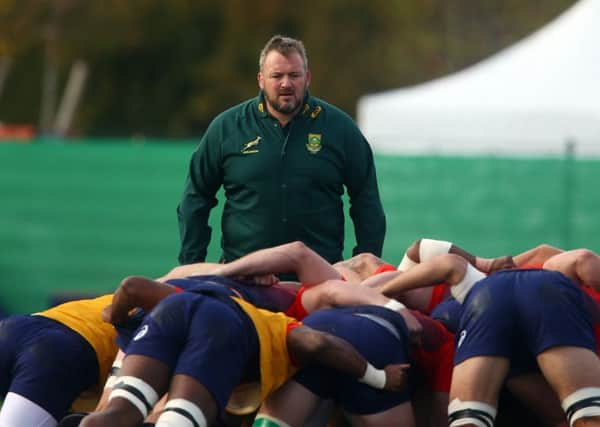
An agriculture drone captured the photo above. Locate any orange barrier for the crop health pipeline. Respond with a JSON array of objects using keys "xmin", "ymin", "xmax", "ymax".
[{"xmin": 0, "ymin": 124, "xmax": 35, "ymax": 141}]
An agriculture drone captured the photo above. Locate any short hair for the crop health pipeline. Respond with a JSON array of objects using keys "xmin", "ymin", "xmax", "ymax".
[{"xmin": 259, "ymin": 35, "xmax": 308, "ymax": 71}]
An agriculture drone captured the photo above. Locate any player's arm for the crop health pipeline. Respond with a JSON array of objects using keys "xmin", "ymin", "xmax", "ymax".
[
  {"xmin": 379, "ymin": 253, "xmax": 487, "ymax": 305},
  {"xmin": 213, "ymin": 241, "xmax": 342, "ymax": 285},
  {"xmin": 157, "ymin": 261, "xmax": 222, "ymax": 282},
  {"xmin": 512, "ymin": 243, "xmax": 564, "ymax": 267},
  {"xmin": 286, "ymin": 325, "xmax": 409, "ymax": 392},
  {"xmin": 301, "ymin": 279, "xmax": 422, "ymax": 345},
  {"xmin": 398, "ymin": 238, "xmax": 515, "ymax": 274},
  {"xmin": 105, "ymin": 276, "xmax": 178, "ymax": 325},
  {"xmin": 379, "ymin": 254, "xmax": 467, "ymax": 298}
]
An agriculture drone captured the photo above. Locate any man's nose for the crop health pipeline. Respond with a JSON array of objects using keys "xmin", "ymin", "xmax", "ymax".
[{"xmin": 280, "ymin": 76, "xmax": 292, "ymax": 87}]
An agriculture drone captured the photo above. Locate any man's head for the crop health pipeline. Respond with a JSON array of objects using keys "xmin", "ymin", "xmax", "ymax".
[{"xmin": 258, "ymin": 35, "xmax": 311, "ymax": 122}]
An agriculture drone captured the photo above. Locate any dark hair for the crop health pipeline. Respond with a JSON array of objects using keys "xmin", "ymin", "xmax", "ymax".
[{"xmin": 259, "ymin": 35, "xmax": 308, "ymax": 71}]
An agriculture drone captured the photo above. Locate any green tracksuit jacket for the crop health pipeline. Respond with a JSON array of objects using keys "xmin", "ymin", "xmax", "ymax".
[{"xmin": 177, "ymin": 92, "xmax": 386, "ymax": 264}]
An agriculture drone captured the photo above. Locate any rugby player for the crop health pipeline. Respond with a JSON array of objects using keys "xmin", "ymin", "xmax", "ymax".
[
  {"xmin": 79, "ymin": 287, "xmax": 411, "ymax": 427},
  {"xmin": 0, "ymin": 295, "xmax": 118, "ymax": 427}
]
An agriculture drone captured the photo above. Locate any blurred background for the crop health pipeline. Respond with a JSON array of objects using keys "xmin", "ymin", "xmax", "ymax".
[{"xmin": 2, "ymin": 0, "xmax": 598, "ymax": 315}]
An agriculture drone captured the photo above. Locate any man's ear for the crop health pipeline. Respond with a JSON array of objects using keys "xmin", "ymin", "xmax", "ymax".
[
  {"xmin": 305, "ymin": 69, "xmax": 311, "ymax": 88},
  {"xmin": 257, "ymin": 71, "xmax": 264, "ymax": 90}
]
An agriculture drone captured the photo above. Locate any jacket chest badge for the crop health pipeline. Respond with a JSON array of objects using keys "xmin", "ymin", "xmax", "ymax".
[
  {"xmin": 241, "ymin": 136, "xmax": 261, "ymax": 154},
  {"xmin": 306, "ymin": 133, "xmax": 322, "ymax": 154}
]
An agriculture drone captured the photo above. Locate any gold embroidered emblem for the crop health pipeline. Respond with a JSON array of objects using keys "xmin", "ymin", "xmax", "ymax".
[
  {"xmin": 306, "ymin": 134, "xmax": 322, "ymax": 154},
  {"xmin": 258, "ymin": 103, "xmax": 264, "ymax": 113},
  {"xmin": 310, "ymin": 106, "xmax": 322, "ymax": 119},
  {"xmin": 241, "ymin": 136, "xmax": 261, "ymax": 154}
]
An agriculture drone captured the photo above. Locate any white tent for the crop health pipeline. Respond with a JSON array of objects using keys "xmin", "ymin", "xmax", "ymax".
[{"xmin": 357, "ymin": 0, "xmax": 600, "ymax": 157}]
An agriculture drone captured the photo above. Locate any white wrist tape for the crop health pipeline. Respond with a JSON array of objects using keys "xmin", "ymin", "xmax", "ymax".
[
  {"xmin": 397, "ymin": 253, "xmax": 417, "ymax": 272},
  {"xmin": 419, "ymin": 239, "xmax": 452, "ymax": 262},
  {"xmin": 450, "ymin": 263, "xmax": 487, "ymax": 304},
  {"xmin": 359, "ymin": 363, "xmax": 386, "ymax": 389},
  {"xmin": 383, "ymin": 299, "xmax": 406, "ymax": 312}
]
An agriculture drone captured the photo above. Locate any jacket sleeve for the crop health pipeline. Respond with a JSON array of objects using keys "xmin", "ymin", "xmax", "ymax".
[
  {"xmin": 343, "ymin": 124, "xmax": 386, "ymax": 257},
  {"xmin": 177, "ymin": 124, "xmax": 223, "ymax": 263}
]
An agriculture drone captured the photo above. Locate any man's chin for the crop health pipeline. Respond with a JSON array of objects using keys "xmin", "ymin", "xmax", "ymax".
[{"xmin": 274, "ymin": 103, "xmax": 299, "ymax": 115}]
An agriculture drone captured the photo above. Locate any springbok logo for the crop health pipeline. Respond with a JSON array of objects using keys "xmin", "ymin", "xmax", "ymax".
[{"xmin": 241, "ymin": 136, "xmax": 262, "ymax": 154}]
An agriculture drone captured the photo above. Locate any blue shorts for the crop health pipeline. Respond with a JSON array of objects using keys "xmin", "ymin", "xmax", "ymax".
[
  {"xmin": 293, "ymin": 306, "xmax": 411, "ymax": 415},
  {"xmin": 430, "ymin": 297, "xmax": 462, "ymax": 334},
  {"xmin": 0, "ymin": 315, "xmax": 98, "ymax": 421},
  {"xmin": 455, "ymin": 269, "xmax": 597, "ymax": 369},
  {"xmin": 125, "ymin": 292, "xmax": 260, "ymax": 412}
]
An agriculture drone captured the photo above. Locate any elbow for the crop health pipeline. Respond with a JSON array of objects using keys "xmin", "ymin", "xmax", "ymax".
[
  {"xmin": 439, "ymin": 254, "xmax": 468, "ymax": 283},
  {"xmin": 118, "ymin": 275, "xmax": 147, "ymax": 298},
  {"xmin": 406, "ymin": 239, "xmax": 422, "ymax": 261},
  {"xmin": 284, "ymin": 241, "xmax": 313, "ymax": 264}
]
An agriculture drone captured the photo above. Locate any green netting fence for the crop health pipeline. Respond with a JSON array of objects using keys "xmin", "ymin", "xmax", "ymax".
[{"xmin": 1, "ymin": 140, "xmax": 599, "ymax": 313}]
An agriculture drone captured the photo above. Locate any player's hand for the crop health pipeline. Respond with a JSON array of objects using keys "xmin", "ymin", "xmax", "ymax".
[
  {"xmin": 102, "ymin": 303, "xmax": 130, "ymax": 325},
  {"xmin": 383, "ymin": 363, "xmax": 411, "ymax": 391},
  {"xmin": 102, "ymin": 304, "xmax": 116, "ymax": 323},
  {"xmin": 399, "ymin": 309, "xmax": 423, "ymax": 347},
  {"xmin": 488, "ymin": 255, "xmax": 516, "ymax": 273},
  {"xmin": 250, "ymin": 274, "xmax": 280, "ymax": 286}
]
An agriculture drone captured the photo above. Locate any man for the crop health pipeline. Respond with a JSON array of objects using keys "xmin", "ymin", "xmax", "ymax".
[
  {"xmin": 447, "ymin": 268, "xmax": 600, "ymax": 427},
  {"xmin": 255, "ymin": 305, "xmax": 456, "ymax": 427},
  {"xmin": 377, "ymin": 253, "xmax": 600, "ymax": 426},
  {"xmin": 254, "ymin": 306, "xmax": 416, "ymax": 427},
  {"xmin": 79, "ymin": 287, "xmax": 409, "ymax": 427},
  {"xmin": 0, "ymin": 295, "xmax": 118, "ymax": 427},
  {"xmin": 177, "ymin": 34, "xmax": 385, "ymax": 265}
]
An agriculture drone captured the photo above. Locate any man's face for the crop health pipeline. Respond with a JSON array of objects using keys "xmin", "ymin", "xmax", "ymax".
[{"xmin": 258, "ymin": 50, "xmax": 310, "ymax": 118}]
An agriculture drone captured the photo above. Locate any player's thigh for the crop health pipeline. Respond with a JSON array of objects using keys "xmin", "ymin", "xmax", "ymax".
[
  {"xmin": 257, "ymin": 380, "xmax": 321, "ymax": 427},
  {"xmin": 506, "ymin": 372, "xmax": 567, "ymax": 427},
  {"xmin": 537, "ymin": 346, "xmax": 600, "ymax": 400},
  {"xmin": 347, "ymin": 401, "xmax": 415, "ymax": 427},
  {"xmin": 450, "ymin": 356, "xmax": 510, "ymax": 405}
]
